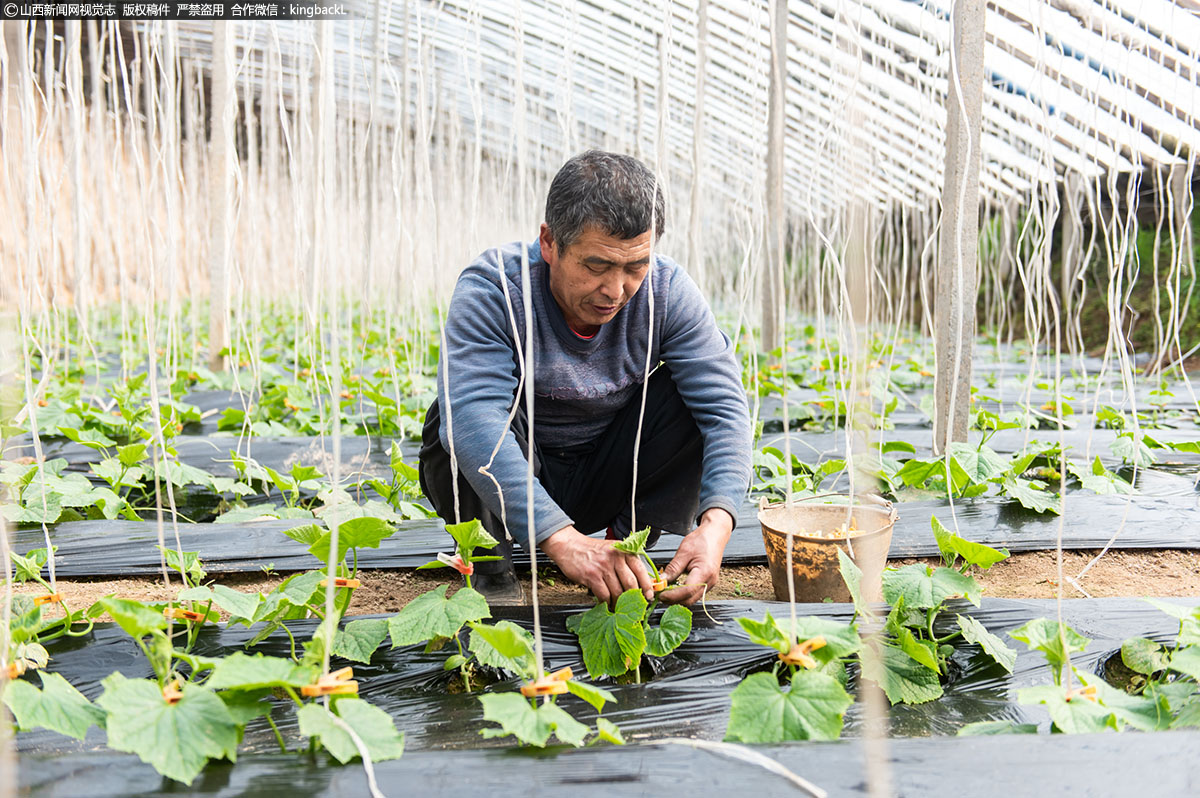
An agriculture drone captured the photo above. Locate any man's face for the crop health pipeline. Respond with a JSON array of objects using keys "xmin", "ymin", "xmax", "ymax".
[{"xmin": 540, "ymin": 223, "xmax": 652, "ymax": 337}]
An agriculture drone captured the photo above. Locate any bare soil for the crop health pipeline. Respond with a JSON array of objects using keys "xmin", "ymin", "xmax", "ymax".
[{"xmin": 14, "ymin": 549, "xmax": 1200, "ymax": 620}]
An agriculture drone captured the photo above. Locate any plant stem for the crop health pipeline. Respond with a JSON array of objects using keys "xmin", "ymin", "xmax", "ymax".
[{"xmin": 265, "ymin": 712, "xmax": 288, "ymax": 753}]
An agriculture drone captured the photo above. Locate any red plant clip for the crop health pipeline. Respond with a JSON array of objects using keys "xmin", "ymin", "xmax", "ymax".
[
  {"xmin": 779, "ymin": 637, "xmax": 827, "ymax": 669},
  {"xmin": 519, "ymin": 666, "xmax": 573, "ymax": 698},
  {"xmin": 162, "ymin": 680, "xmax": 184, "ymax": 705},
  {"xmin": 319, "ymin": 577, "xmax": 362, "ymax": 589},
  {"xmin": 164, "ymin": 607, "xmax": 208, "ymax": 623},
  {"xmin": 33, "ymin": 592, "xmax": 64, "ymax": 606},
  {"xmin": 302, "ymin": 666, "xmax": 359, "ymax": 697},
  {"xmin": 437, "ymin": 552, "xmax": 474, "ymax": 576}
]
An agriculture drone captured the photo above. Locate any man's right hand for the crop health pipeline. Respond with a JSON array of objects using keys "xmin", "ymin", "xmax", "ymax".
[{"xmin": 540, "ymin": 526, "xmax": 653, "ymax": 606}]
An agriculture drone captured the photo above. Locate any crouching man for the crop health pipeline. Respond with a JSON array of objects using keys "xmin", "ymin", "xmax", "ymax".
[{"xmin": 418, "ymin": 150, "xmax": 751, "ymax": 606}]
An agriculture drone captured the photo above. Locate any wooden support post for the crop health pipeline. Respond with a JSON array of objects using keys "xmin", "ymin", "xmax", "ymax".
[
  {"xmin": 687, "ymin": 0, "xmax": 709, "ymax": 291},
  {"xmin": 207, "ymin": 22, "xmax": 236, "ymax": 371},
  {"xmin": 761, "ymin": 0, "xmax": 787, "ymax": 355},
  {"xmin": 933, "ymin": 0, "xmax": 985, "ymax": 455}
]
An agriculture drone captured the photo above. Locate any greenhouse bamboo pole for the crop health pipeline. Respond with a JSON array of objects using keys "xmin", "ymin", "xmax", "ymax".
[
  {"xmin": 1060, "ymin": 171, "xmax": 1082, "ymax": 355},
  {"xmin": 933, "ymin": 0, "xmax": 985, "ymax": 455},
  {"xmin": 65, "ymin": 21, "xmax": 90, "ymax": 366},
  {"xmin": 760, "ymin": 0, "xmax": 786, "ymax": 355},
  {"xmin": 207, "ymin": 22, "xmax": 236, "ymax": 371},
  {"xmin": 687, "ymin": 0, "xmax": 709, "ymax": 292}
]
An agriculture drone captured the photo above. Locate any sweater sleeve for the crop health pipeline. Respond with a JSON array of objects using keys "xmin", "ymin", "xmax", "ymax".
[
  {"xmin": 437, "ymin": 266, "xmax": 574, "ymax": 548},
  {"xmin": 657, "ymin": 265, "xmax": 752, "ymax": 527}
]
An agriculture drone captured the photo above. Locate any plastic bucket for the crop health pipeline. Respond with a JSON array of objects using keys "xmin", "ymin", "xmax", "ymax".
[{"xmin": 758, "ymin": 494, "xmax": 897, "ymax": 603}]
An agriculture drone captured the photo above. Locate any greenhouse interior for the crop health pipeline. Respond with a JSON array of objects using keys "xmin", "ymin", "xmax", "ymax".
[{"xmin": 1, "ymin": 0, "xmax": 1199, "ymax": 795}]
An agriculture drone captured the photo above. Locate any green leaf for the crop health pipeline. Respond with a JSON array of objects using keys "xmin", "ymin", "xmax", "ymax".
[
  {"xmin": 206, "ymin": 653, "xmax": 318, "ymax": 690},
  {"xmin": 725, "ymin": 669, "xmax": 853, "ymax": 742},
  {"xmin": 156, "ymin": 546, "xmax": 206, "ymax": 584},
  {"xmin": 645, "ymin": 605, "xmax": 692, "ymax": 657},
  {"xmin": 566, "ymin": 680, "xmax": 616, "ymax": 713},
  {"xmin": 1068, "ymin": 457, "xmax": 1133, "ymax": 496},
  {"xmin": 1121, "ymin": 637, "xmax": 1170, "ymax": 676},
  {"xmin": 1168, "ymin": 646, "xmax": 1200, "ymax": 681},
  {"xmin": 837, "ymin": 548, "xmax": 874, "ymax": 617},
  {"xmin": 956, "ymin": 614, "xmax": 1017, "ymax": 673},
  {"xmin": 737, "ymin": 613, "xmax": 791, "ymax": 654},
  {"xmin": 444, "ymin": 518, "xmax": 499, "ymax": 559},
  {"xmin": 595, "ymin": 717, "xmax": 625, "ymax": 744},
  {"xmin": 279, "ymin": 570, "xmax": 327, "ymax": 607},
  {"xmin": 931, "ymin": 516, "xmax": 1009, "ymax": 570},
  {"xmin": 1142, "ymin": 597, "xmax": 1196, "ymax": 621},
  {"xmin": 468, "ymin": 621, "xmax": 535, "ymax": 676},
  {"xmin": 1009, "ymin": 619, "xmax": 1090, "ymax": 673},
  {"xmin": 118, "ymin": 443, "xmax": 148, "ymax": 467},
  {"xmin": 218, "ymin": 689, "xmax": 275, "ymax": 726},
  {"xmin": 1173, "ymin": 700, "xmax": 1200, "ymax": 729},
  {"xmin": 882, "ymin": 564, "xmax": 980, "ymax": 610},
  {"xmin": 58, "ymin": 426, "xmax": 117, "ymax": 450},
  {"xmin": 1076, "ymin": 672, "xmax": 1172, "ymax": 731},
  {"xmin": 1018, "ymin": 683, "xmax": 1118, "ymax": 734},
  {"xmin": 894, "ymin": 627, "xmax": 941, "ymax": 673},
  {"xmin": 1110, "ymin": 433, "xmax": 1156, "ymax": 468},
  {"xmin": 860, "ymin": 642, "xmax": 943, "ymax": 705},
  {"xmin": 10, "ymin": 548, "xmax": 50, "ymax": 582},
  {"xmin": 478, "ymin": 692, "xmax": 589, "ymax": 747},
  {"xmin": 282, "ymin": 523, "xmax": 324, "ymax": 547},
  {"xmin": 948, "ymin": 442, "xmax": 1007, "ymax": 484},
  {"xmin": 611, "ymin": 528, "xmax": 650, "ymax": 556},
  {"xmin": 573, "ymin": 590, "xmax": 648, "ymax": 678},
  {"xmin": 333, "ymin": 619, "xmax": 391, "ymax": 664},
  {"xmin": 97, "ymin": 676, "xmax": 239, "ymax": 785},
  {"xmin": 1001, "ymin": 475, "xmax": 1061, "ymax": 515},
  {"xmin": 388, "ymin": 585, "xmax": 490, "ymax": 646},
  {"xmin": 3, "ymin": 672, "xmax": 106, "ymax": 740},
  {"xmin": 308, "ymin": 516, "xmax": 396, "ymax": 562},
  {"xmin": 98, "ymin": 596, "xmax": 167, "ymax": 638},
  {"xmin": 297, "ymin": 698, "xmax": 405, "ymax": 764},
  {"xmin": 957, "ymin": 720, "xmax": 1037, "ymax": 736}
]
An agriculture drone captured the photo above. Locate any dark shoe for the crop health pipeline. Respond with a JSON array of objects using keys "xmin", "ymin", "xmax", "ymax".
[{"xmin": 472, "ymin": 569, "xmax": 526, "ymax": 606}]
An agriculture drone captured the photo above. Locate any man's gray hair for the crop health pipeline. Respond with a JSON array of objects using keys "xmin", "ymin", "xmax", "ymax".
[{"xmin": 544, "ymin": 150, "xmax": 666, "ymax": 249}]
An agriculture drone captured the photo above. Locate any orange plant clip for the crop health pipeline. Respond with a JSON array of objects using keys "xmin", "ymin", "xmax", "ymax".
[
  {"xmin": 319, "ymin": 577, "xmax": 362, "ymax": 589},
  {"xmin": 1065, "ymin": 685, "xmax": 1099, "ymax": 703},
  {"xmin": 779, "ymin": 636, "xmax": 828, "ymax": 669},
  {"xmin": 302, "ymin": 666, "xmax": 359, "ymax": 697},
  {"xmin": 33, "ymin": 592, "xmax": 64, "ymax": 606},
  {"xmin": 6, "ymin": 661, "xmax": 27, "ymax": 680},
  {"xmin": 164, "ymin": 607, "xmax": 208, "ymax": 623},
  {"xmin": 519, "ymin": 666, "xmax": 573, "ymax": 698},
  {"xmin": 162, "ymin": 680, "xmax": 184, "ymax": 705}
]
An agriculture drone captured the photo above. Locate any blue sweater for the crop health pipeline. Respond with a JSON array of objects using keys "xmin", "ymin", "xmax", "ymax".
[{"xmin": 437, "ymin": 240, "xmax": 751, "ymax": 547}]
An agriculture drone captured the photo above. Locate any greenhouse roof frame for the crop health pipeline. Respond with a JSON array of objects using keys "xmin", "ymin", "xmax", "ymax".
[{"xmin": 159, "ymin": 0, "xmax": 1199, "ymax": 218}]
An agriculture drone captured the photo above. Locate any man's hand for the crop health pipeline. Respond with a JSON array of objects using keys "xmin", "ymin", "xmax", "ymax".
[
  {"xmin": 541, "ymin": 525, "xmax": 654, "ymax": 606},
  {"xmin": 658, "ymin": 508, "xmax": 734, "ymax": 606}
]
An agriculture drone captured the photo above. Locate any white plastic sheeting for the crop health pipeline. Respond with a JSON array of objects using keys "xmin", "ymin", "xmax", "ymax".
[{"xmin": 163, "ymin": 0, "xmax": 1200, "ymax": 219}]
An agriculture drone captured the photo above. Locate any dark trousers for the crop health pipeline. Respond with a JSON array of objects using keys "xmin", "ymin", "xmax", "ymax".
[{"xmin": 418, "ymin": 366, "xmax": 704, "ymax": 574}]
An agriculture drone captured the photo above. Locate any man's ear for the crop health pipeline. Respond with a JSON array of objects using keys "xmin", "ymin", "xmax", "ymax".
[{"xmin": 539, "ymin": 223, "xmax": 558, "ymax": 267}]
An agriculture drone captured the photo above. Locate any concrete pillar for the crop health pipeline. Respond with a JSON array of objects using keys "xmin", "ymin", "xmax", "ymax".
[{"xmin": 933, "ymin": 0, "xmax": 986, "ymax": 455}]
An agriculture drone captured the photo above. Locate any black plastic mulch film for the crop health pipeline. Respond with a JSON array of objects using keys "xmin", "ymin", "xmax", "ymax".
[
  {"xmin": 11, "ymin": 490, "xmax": 1200, "ymax": 578},
  {"xmin": 13, "ymin": 598, "xmax": 1200, "ymax": 797}
]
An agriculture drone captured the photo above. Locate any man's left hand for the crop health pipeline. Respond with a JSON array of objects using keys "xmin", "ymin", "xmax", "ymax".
[{"xmin": 658, "ymin": 508, "xmax": 734, "ymax": 606}]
